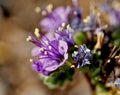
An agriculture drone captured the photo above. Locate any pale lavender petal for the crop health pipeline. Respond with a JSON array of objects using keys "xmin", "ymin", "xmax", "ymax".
[
  {"xmin": 59, "ymin": 53, "xmax": 68, "ymax": 66},
  {"xmin": 44, "ymin": 60, "xmax": 59, "ymax": 71},
  {"xmin": 58, "ymin": 40, "xmax": 68, "ymax": 55},
  {"xmin": 40, "ymin": 6, "xmax": 71, "ymax": 32},
  {"xmin": 40, "ymin": 18, "xmax": 56, "ymax": 31},
  {"xmin": 32, "ymin": 47, "xmax": 41, "ymax": 56}
]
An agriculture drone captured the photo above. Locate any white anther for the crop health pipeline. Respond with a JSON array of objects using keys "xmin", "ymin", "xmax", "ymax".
[
  {"xmin": 39, "ymin": 48, "xmax": 44, "ymax": 52},
  {"xmin": 58, "ymin": 27, "xmax": 63, "ymax": 31},
  {"xmin": 41, "ymin": 10, "xmax": 47, "ymax": 16},
  {"xmin": 71, "ymin": 65, "xmax": 75, "ymax": 68},
  {"xmin": 74, "ymin": 51, "xmax": 78, "ymax": 55},
  {"xmin": 74, "ymin": 45, "xmax": 78, "ymax": 48},
  {"xmin": 48, "ymin": 46, "xmax": 52, "ymax": 50},
  {"xmin": 29, "ymin": 59, "xmax": 33, "ymax": 62},
  {"xmin": 26, "ymin": 36, "xmax": 32, "ymax": 41},
  {"xmin": 46, "ymin": 4, "xmax": 53, "ymax": 13},
  {"xmin": 73, "ymin": 11, "xmax": 77, "ymax": 15},
  {"xmin": 83, "ymin": 19, "xmax": 88, "ymax": 23},
  {"xmin": 44, "ymin": 51, "xmax": 47, "ymax": 55},
  {"xmin": 67, "ymin": 24, "xmax": 71, "ymax": 30},
  {"xmin": 34, "ymin": 28, "xmax": 40, "ymax": 37},
  {"xmin": 35, "ymin": 6, "xmax": 41, "ymax": 13},
  {"xmin": 45, "ymin": 40, "xmax": 49, "ymax": 45},
  {"xmin": 61, "ymin": 22, "xmax": 66, "ymax": 27},
  {"xmin": 86, "ymin": 49, "xmax": 90, "ymax": 52}
]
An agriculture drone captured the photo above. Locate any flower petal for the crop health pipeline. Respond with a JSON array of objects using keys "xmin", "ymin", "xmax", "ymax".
[
  {"xmin": 32, "ymin": 47, "xmax": 41, "ymax": 56},
  {"xmin": 58, "ymin": 40, "xmax": 68, "ymax": 55}
]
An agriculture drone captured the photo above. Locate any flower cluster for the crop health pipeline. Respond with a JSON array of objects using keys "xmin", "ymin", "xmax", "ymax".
[
  {"xmin": 40, "ymin": 6, "xmax": 71, "ymax": 32},
  {"xmin": 28, "ymin": 23, "xmax": 92, "ymax": 76},
  {"xmin": 72, "ymin": 44, "xmax": 92, "ymax": 68},
  {"xmin": 40, "ymin": 0, "xmax": 99, "ymax": 32},
  {"xmin": 27, "ymin": 0, "xmax": 120, "ymax": 93},
  {"xmin": 98, "ymin": 1, "xmax": 120, "ymax": 26}
]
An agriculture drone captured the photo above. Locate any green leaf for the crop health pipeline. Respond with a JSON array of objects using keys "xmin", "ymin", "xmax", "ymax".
[
  {"xmin": 39, "ymin": 74, "xmax": 56, "ymax": 89},
  {"xmin": 39, "ymin": 64, "xmax": 75, "ymax": 88},
  {"xmin": 44, "ymin": 77, "xmax": 56, "ymax": 89},
  {"xmin": 74, "ymin": 32, "xmax": 87, "ymax": 45},
  {"xmin": 111, "ymin": 31, "xmax": 120, "ymax": 47}
]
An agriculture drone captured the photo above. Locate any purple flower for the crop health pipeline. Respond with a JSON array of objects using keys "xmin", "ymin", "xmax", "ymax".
[
  {"xmin": 40, "ymin": 0, "xmax": 96, "ymax": 32},
  {"xmin": 109, "ymin": 10, "xmax": 120, "ymax": 26},
  {"xmin": 69, "ymin": 0, "xmax": 82, "ymax": 30},
  {"xmin": 72, "ymin": 44, "xmax": 92, "ymax": 68},
  {"xmin": 55, "ymin": 26, "xmax": 75, "ymax": 46},
  {"xmin": 98, "ymin": 3, "xmax": 120, "ymax": 26},
  {"xmin": 69, "ymin": 0, "xmax": 98, "ymax": 31},
  {"xmin": 69, "ymin": 8, "xmax": 82, "ymax": 30},
  {"xmin": 98, "ymin": 3, "xmax": 111, "ymax": 12},
  {"xmin": 40, "ymin": 6, "xmax": 71, "ymax": 32},
  {"xmin": 77, "ymin": 14, "xmax": 98, "ymax": 31},
  {"xmin": 114, "ymin": 78, "xmax": 120, "ymax": 88},
  {"xmin": 29, "ymin": 33, "xmax": 68, "ymax": 76},
  {"xmin": 107, "ymin": 78, "xmax": 120, "ymax": 88},
  {"xmin": 40, "ymin": 0, "xmax": 84, "ymax": 32}
]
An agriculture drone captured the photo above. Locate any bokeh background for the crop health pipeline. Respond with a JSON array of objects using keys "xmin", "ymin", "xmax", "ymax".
[{"xmin": 0, "ymin": 0, "xmax": 106, "ymax": 95}]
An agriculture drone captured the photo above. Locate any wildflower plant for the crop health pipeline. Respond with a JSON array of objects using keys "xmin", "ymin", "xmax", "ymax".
[{"xmin": 27, "ymin": 0, "xmax": 120, "ymax": 94}]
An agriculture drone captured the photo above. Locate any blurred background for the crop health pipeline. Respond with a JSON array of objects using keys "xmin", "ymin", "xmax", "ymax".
[{"xmin": 0, "ymin": 0, "xmax": 106, "ymax": 95}]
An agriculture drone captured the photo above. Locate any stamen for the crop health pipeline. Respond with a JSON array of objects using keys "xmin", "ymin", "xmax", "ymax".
[
  {"xmin": 48, "ymin": 46, "xmax": 52, "ymax": 50},
  {"xmin": 74, "ymin": 51, "xmax": 78, "ymax": 55},
  {"xmin": 39, "ymin": 56, "xmax": 60, "ymax": 61},
  {"xmin": 45, "ymin": 40, "xmax": 49, "ymax": 45},
  {"xmin": 74, "ymin": 45, "xmax": 78, "ymax": 48},
  {"xmin": 29, "ymin": 59, "xmax": 33, "ymax": 62},
  {"xmin": 44, "ymin": 51, "xmax": 47, "ymax": 55},
  {"xmin": 46, "ymin": 4, "xmax": 53, "ymax": 13},
  {"xmin": 26, "ymin": 36, "xmax": 32, "ymax": 41},
  {"xmin": 83, "ymin": 18, "xmax": 89, "ymax": 23},
  {"xmin": 107, "ymin": 59, "xmax": 111, "ymax": 63},
  {"xmin": 61, "ymin": 22, "xmax": 66, "ymax": 27},
  {"xmin": 83, "ymin": 16, "xmax": 90, "ymax": 23},
  {"xmin": 73, "ymin": 11, "xmax": 77, "ymax": 15},
  {"xmin": 86, "ymin": 49, "xmax": 90, "ymax": 52},
  {"xmin": 34, "ymin": 28, "xmax": 40, "ymax": 37},
  {"xmin": 71, "ymin": 65, "xmax": 75, "ymax": 68},
  {"xmin": 39, "ymin": 47, "xmax": 44, "ymax": 52},
  {"xmin": 35, "ymin": 6, "xmax": 41, "ymax": 13},
  {"xmin": 41, "ymin": 10, "xmax": 47, "ymax": 16},
  {"xmin": 43, "ymin": 36, "xmax": 63, "ymax": 56},
  {"xmin": 66, "ymin": 24, "xmax": 71, "ymax": 30},
  {"xmin": 58, "ymin": 27, "xmax": 63, "ymax": 31}
]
